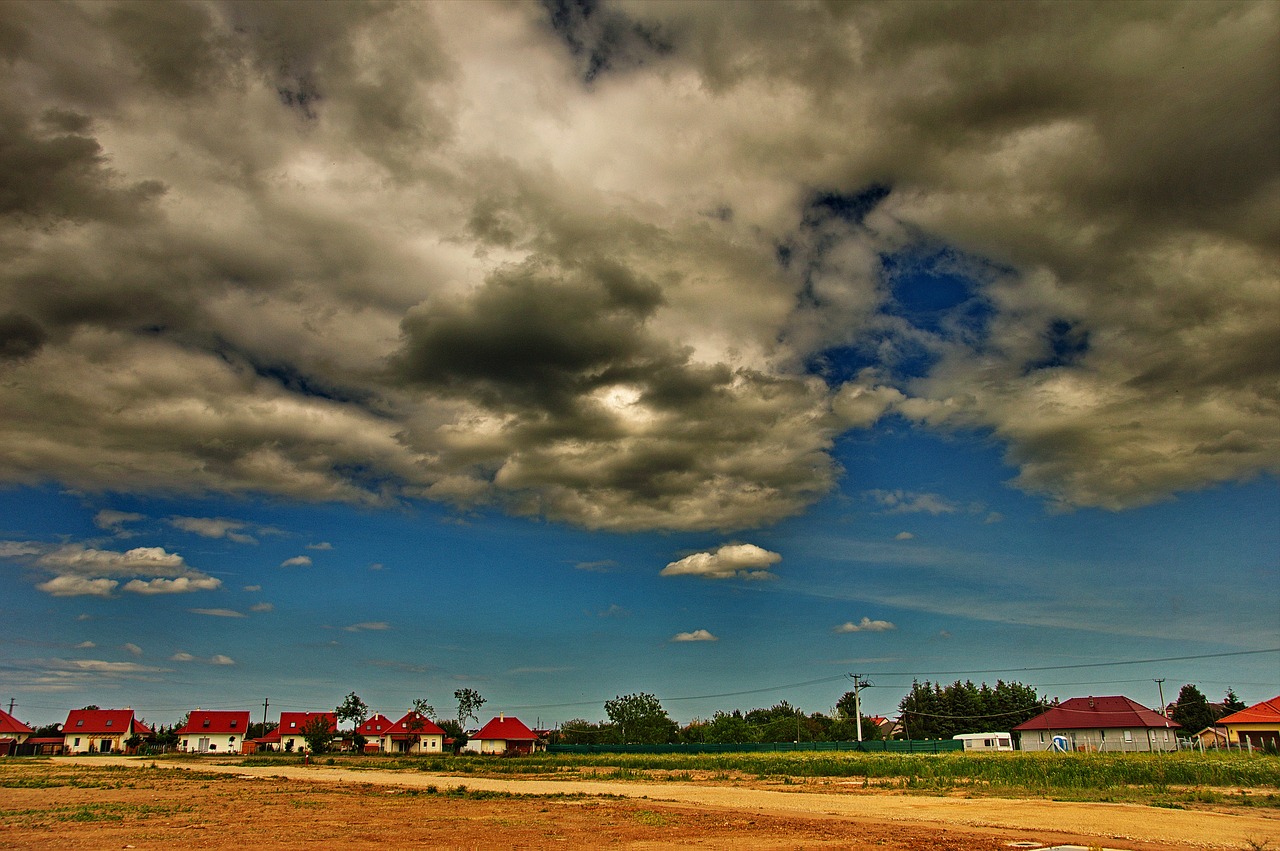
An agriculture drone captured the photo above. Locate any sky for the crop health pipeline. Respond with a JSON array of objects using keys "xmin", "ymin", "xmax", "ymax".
[{"xmin": 0, "ymin": 1, "xmax": 1276, "ymax": 730}]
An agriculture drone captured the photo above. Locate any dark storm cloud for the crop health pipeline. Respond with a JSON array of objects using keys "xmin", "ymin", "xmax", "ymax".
[{"xmin": 0, "ymin": 1, "xmax": 1274, "ymax": 528}]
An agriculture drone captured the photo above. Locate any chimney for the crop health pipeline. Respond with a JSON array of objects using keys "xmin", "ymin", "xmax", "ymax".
[{"xmin": 499, "ymin": 713, "xmax": 504, "ymax": 722}]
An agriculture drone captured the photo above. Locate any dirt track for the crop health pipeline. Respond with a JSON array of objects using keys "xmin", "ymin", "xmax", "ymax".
[{"xmin": 48, "ymin": 756, "xmax": 1280, "ymax": 849}]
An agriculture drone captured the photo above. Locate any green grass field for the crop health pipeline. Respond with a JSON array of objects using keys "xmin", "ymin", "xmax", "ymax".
[{"xmin": 228, "ymin": 749, "xmax": 1280, "ymax": 807}]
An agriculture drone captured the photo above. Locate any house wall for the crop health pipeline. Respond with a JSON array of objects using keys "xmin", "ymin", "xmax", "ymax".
[
  {"xmin": 382, "ymin": 734, "xmax": 444, "ymax": 754},
  {"xmin": 1225, "ymin": 723, "xmax": 1280, "ymax": 748},
  {"xmin": 179, "ymin": 734, "xmax": 242, "ymax": 753},
  {"xmin": 1017, "ymin": 727, "xmax": 1176, "ymax": 752},
  {"xmin": 64, "ymin": 733, "xmax": 124, "ymax": 754}
]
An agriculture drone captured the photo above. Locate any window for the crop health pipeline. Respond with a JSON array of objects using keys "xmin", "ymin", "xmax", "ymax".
[
  {"xmin": 74, "ymin": 737, "xmax": 81, "ymax": 746},
  {"xmin": 203, "ymin": 719, "xmax": 211, "ymax": 728},
  {"xmin": 1123, "ymin": 730, "xmax": 1133, "ymax": 742},
  {"xmin": 230, "ymin": 720, "xmax": 238, "ymax": 728},
  {"xmin": 106, "ymin": 719, "xmax": 113, "ymax": 726},
  {"xmin": 76, "ymin": 720, "xmax": 84, "ymax": 727},
  {"xmin": 1038, "ymin": 732, "xmax": 1044, "ymax": 743}
]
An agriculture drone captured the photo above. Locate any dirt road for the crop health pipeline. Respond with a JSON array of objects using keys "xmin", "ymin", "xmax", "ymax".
[{"xmin": 56, "ymin": 756, "xmax": 1280, "ymax": 849}]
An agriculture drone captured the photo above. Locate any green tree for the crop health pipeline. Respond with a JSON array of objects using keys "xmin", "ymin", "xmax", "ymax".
[
  {"xmin": 300, "ymin": 715, "xmax": 333, "ymax": 754},
  {"xmin": 604, "ymin": 692, "xmax": 677, "ymax": 744},
  {"xmin": 1223, "ymin": 689, "xmax": 1247, "ymax": 714},
  {"xmin": 411, "ymin": 699, "xmax": 436, "ymax": 720},
  {"xmin": 454, "ymin": 688, "xmax": 486, "ymax": 729},
  {"xmin": 1171, "ymin": 683, "xmax": 1215, "ymax": 733},
  {"xmin": 704, "ymin": 710, "xmax": 760, "ymax": 744},
  {"xmin": 335, "ymin": 692, "xmax": 369, "ymax": 751},
  {"xmin": 437, "ymin": 718, "xmax": 467, "ymax": 752}
]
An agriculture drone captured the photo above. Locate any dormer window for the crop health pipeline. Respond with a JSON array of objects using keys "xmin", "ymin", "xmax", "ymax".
[
  {"xmin": 105, "ymin": 720, "xmax": 113, "ymax": 726},
  {"xmin": 203, "ymin": 719, "xmax": 211, "ymax": 728},
  {"xmin": 76, "ymin": 720, "xmax": 84, "ymax": 727},
  {"xmin": 230, "ymin": 720, "xmax": 238, "ymax": 728}
]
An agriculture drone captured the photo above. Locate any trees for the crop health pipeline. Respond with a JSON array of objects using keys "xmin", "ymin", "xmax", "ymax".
[
  {"xmin": 1171, "ymin": 684, "xmax": 1216, "ymax": 734},
  {"xmin": 898, "ymin": 680, "xmax": 1043, "ymax": 739},
  {"xmin": 300, "ymin": 715, "xmax": 334, "ymax": 754},
  {"xmin": 335, "ymin": 692, "xmax": 369, "ymax": 751},
  {"xmin": 454, "ymin": 688, "xmax": 486, "ymax": 729},
  {"xmin": 1223, "ymin": 689, "xmax": 1247, "ymax": 714},
  {"xmin": 604, "ymin": 692, "xmax": 677, "ymax": 744}
]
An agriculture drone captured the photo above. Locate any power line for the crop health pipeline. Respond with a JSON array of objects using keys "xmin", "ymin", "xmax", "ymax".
[{"xmin": 866, "ymin": 648, "xmax": 1279, "ymax": 678}]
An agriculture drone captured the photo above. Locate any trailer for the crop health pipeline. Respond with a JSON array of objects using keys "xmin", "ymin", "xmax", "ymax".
[{"xmin": 952, "ymin": 732, "xmax": 1014, "ymax": 752}]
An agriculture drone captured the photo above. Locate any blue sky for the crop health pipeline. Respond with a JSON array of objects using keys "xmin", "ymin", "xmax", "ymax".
[{"xmin": 0, "ymin": 1, "xmax": 1277, "ymax": 729}]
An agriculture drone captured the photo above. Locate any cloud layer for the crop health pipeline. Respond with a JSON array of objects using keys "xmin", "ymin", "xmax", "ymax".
[{"xmin": 0, "ymin": 2, "xmax": 1274, "ymax": 531}]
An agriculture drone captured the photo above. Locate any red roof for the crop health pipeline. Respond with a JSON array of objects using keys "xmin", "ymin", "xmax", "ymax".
[
  {"xmin": 177, "ymin": 710, "xmax": 251, "ymax": 736},
  {"xmin": 259, "ymin": 711, "xmax": 337, "ymax": 742},
  {"xmin": 1013, "ymin": 696, "xmax": 1179, "ymax": 732},
  {"xmin": 0, "ymin": 709, "xmax": 32, "ymax": 737},
  {"xmin": 358, "ymin": 713, "xmax": 394, "ymax": 736},
  {"xmin": 386, "ymin": 711, "xmax": 446, "ymax": 739},
  {"xmin": 1219, "ymin": 696, "xmax": 1280, "ymax": 726},
  {"xmin": 472, "ymin": 715, "xmax": 536, "ymax": 742},
  {"xmin": 63, "ymin": 709, "xmax": 152, "ymax": 736}
]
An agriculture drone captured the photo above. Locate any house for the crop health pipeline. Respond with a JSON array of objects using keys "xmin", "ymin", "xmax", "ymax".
[
  {"xmin": 0, "ymin": 708, "xmax": 33, "ymax": 756},
  {"xmin": 176, "ymin": 710, "xmax": 251, "ymax": 754},
  {"xmin": 255, "ymin": 712, "xmax": 337, "ymax": 753},
  {"xmin": 62, "ymin": 708, "xmax": 154, "ymax": 754},
  {"xmin": 382, "ymin": 711, "xmax": 447, "ymax": 755},
  {"xmin": 1012, "ymin": 696, "xmax": 1178, "ymax": 752},
  {"xmin": 357, "ymin": 713, "xmax": 394, "ymax": 752},
  {"xmin": 1191, "ymin": 726, "xmax": 1230, "ymax": 749},
  {"xmin": 1218, "ymin": 696, "xmax": 1280, "ymax": 750},
  {"xmin": 465, "ymin": 714, "xmax": 539, "ymax": 755}
]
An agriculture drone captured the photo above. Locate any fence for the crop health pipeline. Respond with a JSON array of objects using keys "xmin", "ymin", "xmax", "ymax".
[{"xmin": 548, "ymin": 739, "xmax": 963, "ymax": 755}]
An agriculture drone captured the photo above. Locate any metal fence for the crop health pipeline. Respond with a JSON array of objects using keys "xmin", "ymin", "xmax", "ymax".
[{"xmin": 548, "ymin": 739, "xmax": 963, "ymax": 755}]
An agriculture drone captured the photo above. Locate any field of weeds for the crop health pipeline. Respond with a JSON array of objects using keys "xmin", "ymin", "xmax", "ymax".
[{"xmin": 226, "ymin": 749, "xmax": 1280, "ymax": 807}]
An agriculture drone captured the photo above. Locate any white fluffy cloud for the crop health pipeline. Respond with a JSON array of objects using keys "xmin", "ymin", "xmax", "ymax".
[
  {"xmin": 835, "ymin": 617, "xmax": 897, "ymax": 634},
  {"xmin": 661, "ymin": 544, "xmax": 782, "ymax": 581},
  {"xmin": 0, "ymin": 2, "xmax": 1273, "ymax": 531},
  {"xmin": 671, "ymin": 629, "xmax": 719, "ymax": 642},
  {"xmin": 280, "ymin": 555, "xmax": 313, "ymax": 568},
  {"xmin": 169, "ymin": 516, "xmax": 258, "ymax": 544},
  {"xmin": 1, "ymin": 541, "xmax": 222, "ymax": 597}
]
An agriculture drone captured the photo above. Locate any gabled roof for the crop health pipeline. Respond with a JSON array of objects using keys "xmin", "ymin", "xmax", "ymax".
[
  {"xmin": 259, "ymin": 711, "xmax": 337, "ymax": 742},
  {"xmin": 1012, "ymin": 696, "xmax": 1179, "ymax": 732},
  {"xmin": 63, "ymin": 709, "xmax": 152, "ymax": 736},
  {"xmin": 386, "ymin": 711, "xmax": 446, "ymax": 739},
  {"xmin": 177, "ymin": 710, "xmax": 251, "ymax": 736},
  {"xmin": 472, "ymin": 715, "xmax": 536, "ymax": 742},
  {"xmin": 1219, "ymin": 696, "xmax": 1280, "ymax": 726},
  {"xmin": 0, "ymin": 709, "xmax": 33, "ymax": 737},
  {"xmin": 358, "ymin": 713, "xmax": 394, "ymax": 736}
]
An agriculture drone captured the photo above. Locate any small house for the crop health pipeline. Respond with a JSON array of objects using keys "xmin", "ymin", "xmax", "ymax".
[
  {"xmin": 1218, "ymin": 696, "xmax": 1280, "ymax": 750},
  {"xmin": 62, "ymin": 708, "xmax": 153, "ymax": 754},
  {"xmin": 176, "ymin": 710, "xmax": 251, "ymax": 754},
  {"xmin": 255, "ymin": 711, "xmax": 337, "ymax": 753},
  {"xmin": 465, "ymin": 714, "xmax": 539, "ymax": 756},
  {"xmin": 1012, "ymin": 696, "xmax": 1178, "ymax": 752},
  {"xmin": 382, "ymin": 711, "xmax": 447, "ymax": 755},
  {"xmin": 0, "ymin": 708, "xmax": 33, "ymax": 756},
  {"xmin": 357, "ymin": 713, "xmax": 394, "ymax": 751}
]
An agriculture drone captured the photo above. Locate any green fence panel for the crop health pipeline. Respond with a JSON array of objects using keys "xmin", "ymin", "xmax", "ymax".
[{"xmin": 546, "ymin": 739, "xmax": 962, "ymax": 755}]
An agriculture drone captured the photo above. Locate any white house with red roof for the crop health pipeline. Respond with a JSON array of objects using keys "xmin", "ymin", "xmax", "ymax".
[
  {"xmin": 255, "ymin": 711, "xmax": 337, "ymax": 753},
  {"xmin": 356, "ymin": 713, "xmax": 394, "ymax": 751},
  {"xmin": 381, "ymin": 711, "xmax": 447, "ymax": 755},
  {"xmin": 1218, "ymin": 695, "xmax": 1280, "ymax": 750},
  {"xmin": 62, "ymin": 708, "xmax": 154, "ymax": 754},
  {"xmin": 176, "ymin": 710, "xmax": 251, "ymax": 754},
  {"xmin": 464, "ymin": 714, "xmax": 540, "ymax": 755},
  {"xmin": 0, "ymin": 708, "xmax": 33, "ymax": 756},
  {"xmin": 1012, "ymin": 695, "xmax": 1179, "ymax": 752}
]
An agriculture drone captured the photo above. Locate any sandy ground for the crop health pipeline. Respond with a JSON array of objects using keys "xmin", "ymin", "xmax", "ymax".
[{"xmin": 0, "ymin": 756, "xmax": 1274, "ymax": 850}]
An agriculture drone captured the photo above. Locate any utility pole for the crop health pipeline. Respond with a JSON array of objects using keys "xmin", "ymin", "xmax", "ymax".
[
  {"xmin": 6, "ymin": 698, "xmax": 14, "ymax": 716},
  {"xmin": 848, "ymin": 674, "xmax": 872, "ymax": 742},
  {"xmin": 1154, "ymin": 679, "xmax": 1167, "ymax": 717},
  {"xmin": 263, "ymin": 697, "xmax": 270, "ymax": 732}
]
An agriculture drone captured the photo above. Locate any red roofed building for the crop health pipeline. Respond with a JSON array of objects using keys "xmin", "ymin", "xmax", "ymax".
[
  {"xmin": 63, "ymin": 709, "xmax": 154, "ymax": 754},
  {"xmin": 1012, "ymin": 696, "xmax": 1178, "ymax": 752},
  {"xmin": 465, "ymin": 714, "xmax": 540, "ymax": 756},
  {"xmin": 176, "ymin": 710, "xmax": 251, "ymax": 754},
  {"xmin": 255, "ymin": 712, "xmax": 337, "ymax": 753},
  {"xmin": 357, "ymin": 713, "xmax": 394, "ymax": 751},
  {"xmin": 0, "ymin": 708, "xmax": 33, "ymax": 756},
  {"xmin": 1218, "ymin": 696, "xmax": 1280, "ymax": 750},
  {"xmin": 382, "ymin": 711, "xmax": 447, "ymax": 755}
]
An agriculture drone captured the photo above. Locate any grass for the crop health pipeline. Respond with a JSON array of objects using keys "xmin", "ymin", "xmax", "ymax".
[{"xmin": 138, "ymin": 749, "xmax": 1280, "ymax": 807}]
